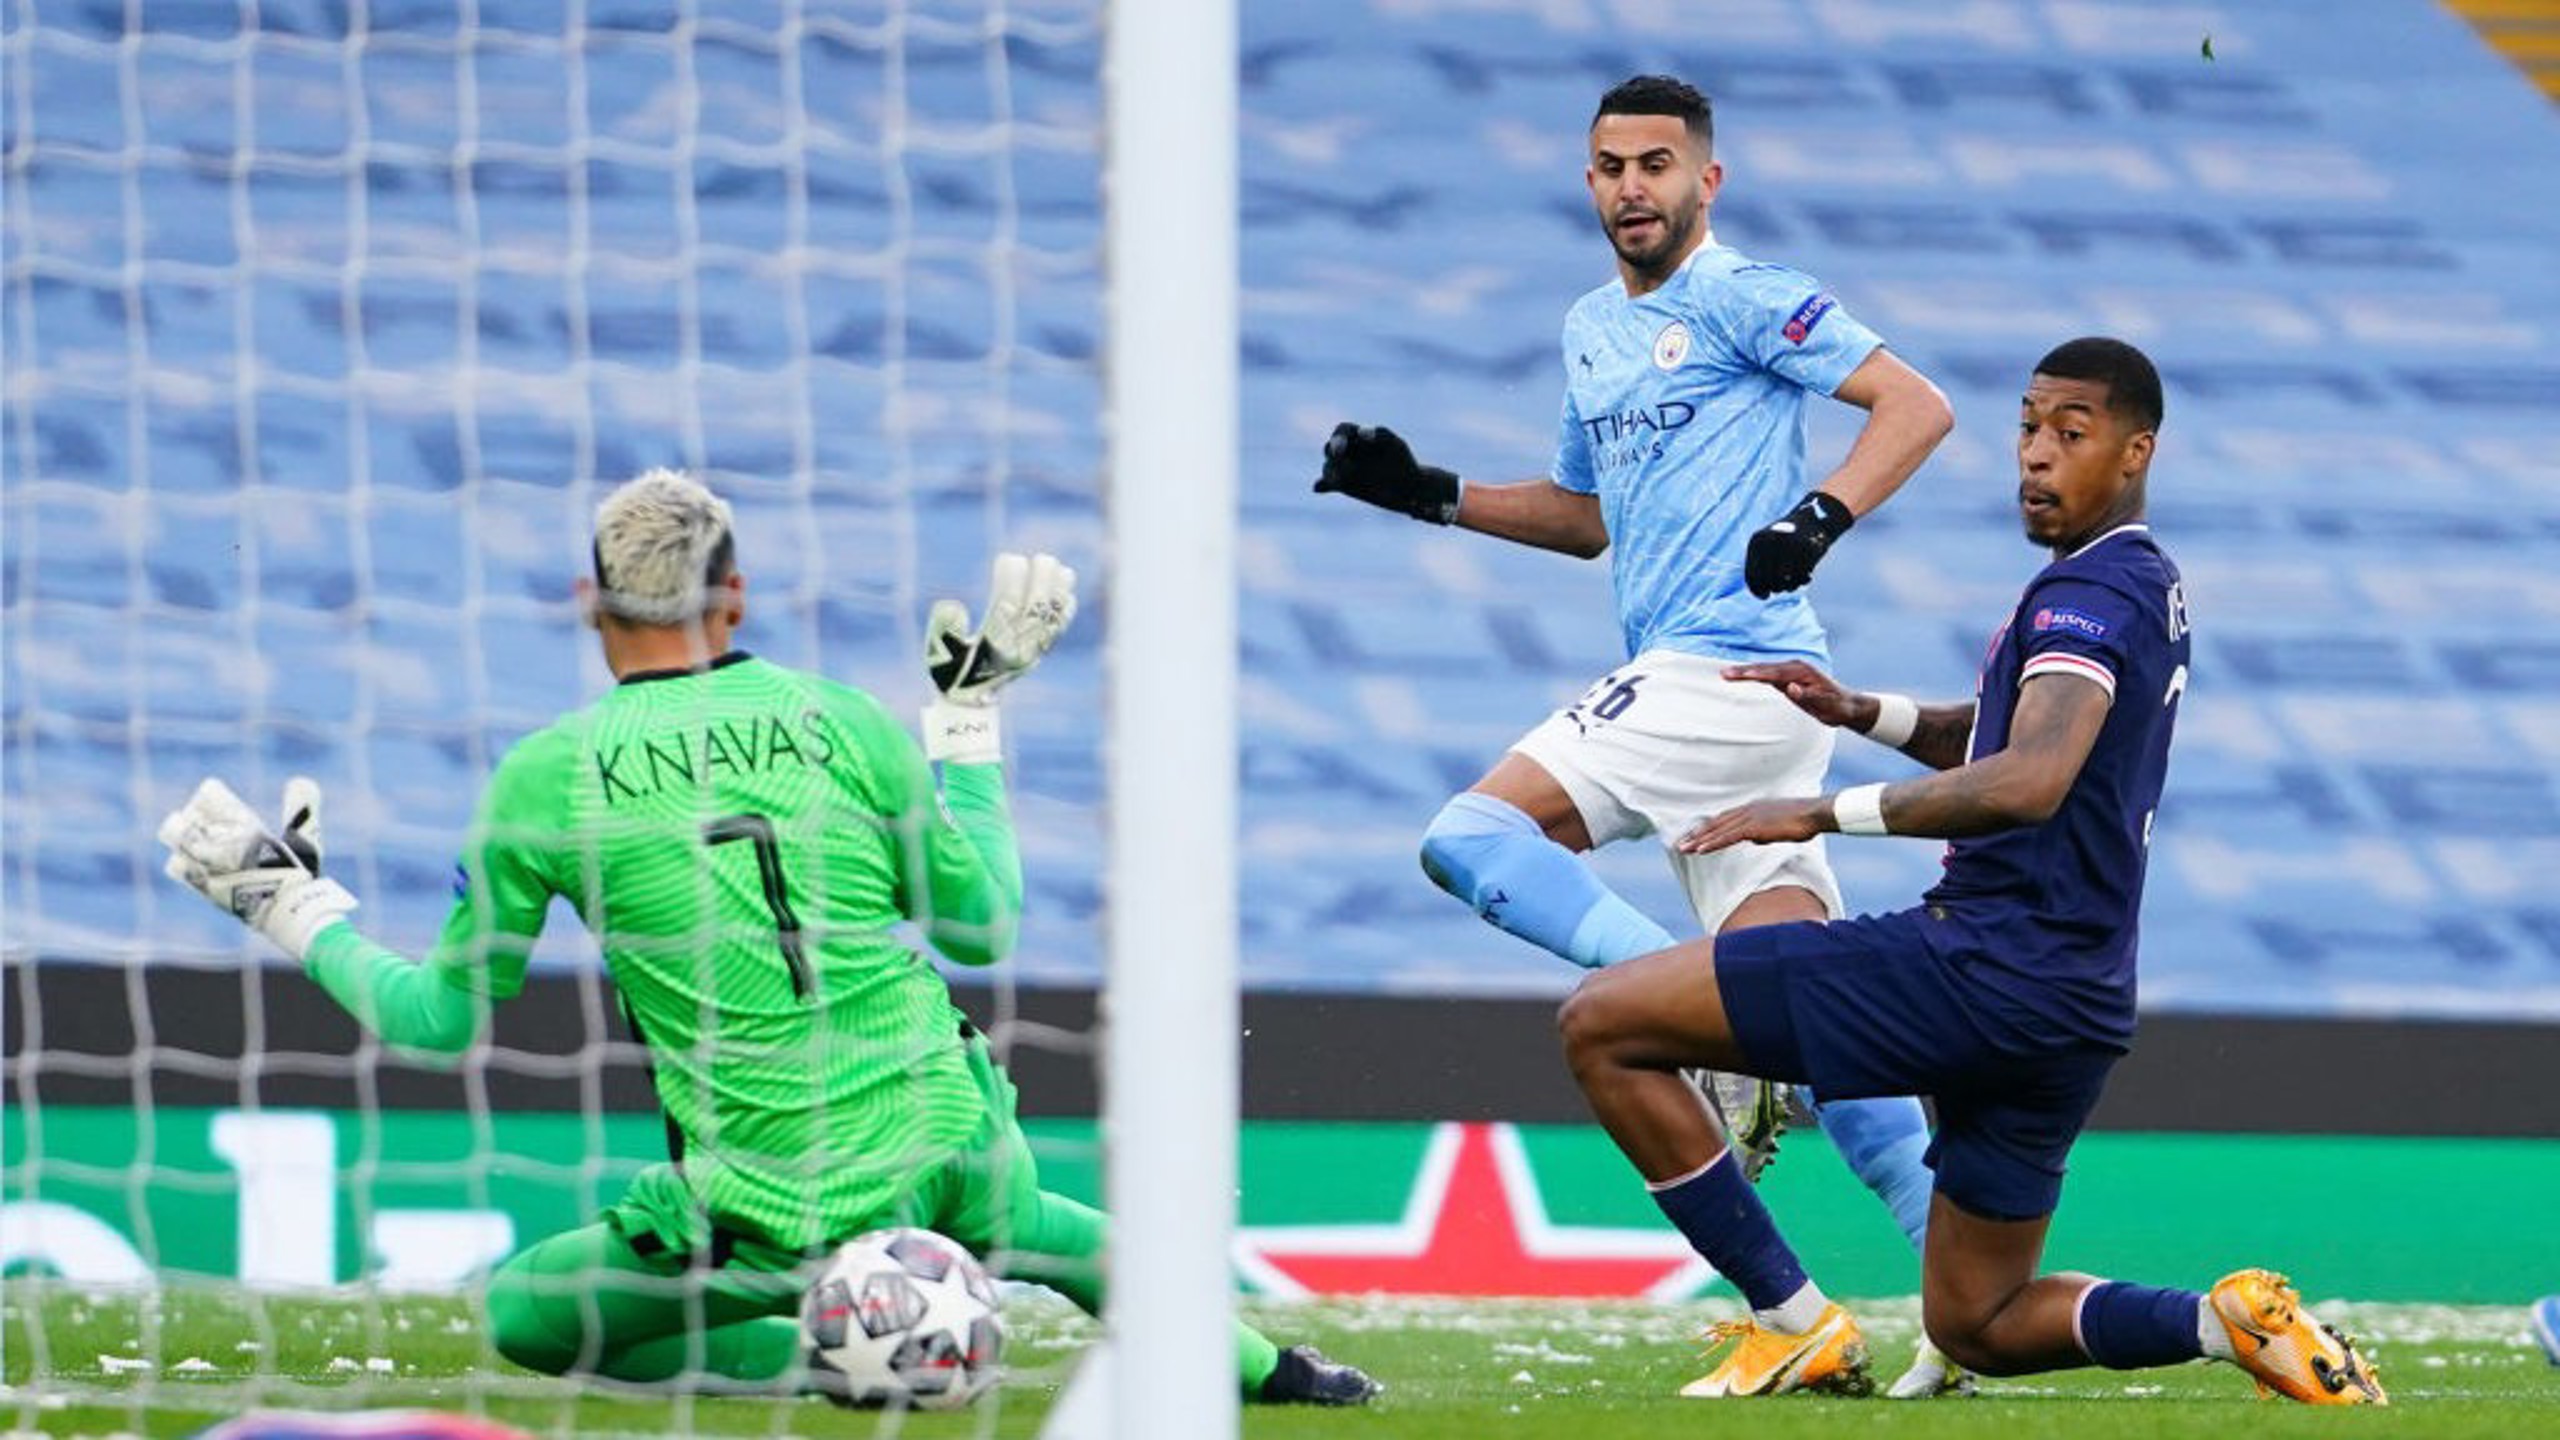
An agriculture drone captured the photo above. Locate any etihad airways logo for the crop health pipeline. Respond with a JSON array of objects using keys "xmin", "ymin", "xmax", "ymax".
[
  {"xmin": 1581, "ymin": 399, "xmax": 1696, "ymax": 471},
  {"xmin": 1579, "ymin": 401, "xmax": 1694, "ymax": 446},
  {"xmin": 1578, "ymin": 398, "xmax": 1698, "ymax": 473}
]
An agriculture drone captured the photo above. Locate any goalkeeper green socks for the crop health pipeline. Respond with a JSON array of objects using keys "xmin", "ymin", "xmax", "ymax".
[
  {"xmin": 992, "ymin": 1186, "xmax": 1283, "ymax": 1397},
  {"xmin": 1236, "ymin": 1325, "xmax": 1283, "ymax": 1398}
]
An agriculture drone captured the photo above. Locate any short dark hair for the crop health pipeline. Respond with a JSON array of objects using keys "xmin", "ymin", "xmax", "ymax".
[
  {"xmin": 2032, "ymin": 336, "xmax": 2163, "ymax": 433},
  {"xmin": 1593, "ymin": 74, "xmax": 1713, "ymax": 152}
]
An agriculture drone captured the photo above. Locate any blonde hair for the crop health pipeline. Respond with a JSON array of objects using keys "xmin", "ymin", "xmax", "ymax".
[{"xmin": 590, "ymin": 467, "xmax": 735, "ymax": 624}]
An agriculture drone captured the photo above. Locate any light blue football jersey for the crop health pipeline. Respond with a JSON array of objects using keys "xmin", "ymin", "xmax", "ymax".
[{"xmin": 1551, "ymin": 241, "xmax": 1884, "ymax": 664}]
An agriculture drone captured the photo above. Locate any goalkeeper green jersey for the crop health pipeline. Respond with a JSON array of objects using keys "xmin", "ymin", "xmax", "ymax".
[{"xmin": 308, "ymin": 651, "xmax": 1021, "ymax": 1250}]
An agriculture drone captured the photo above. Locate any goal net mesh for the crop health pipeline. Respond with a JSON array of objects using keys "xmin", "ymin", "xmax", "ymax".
[{"xmin": 4, "ymin": 0, "xmax": 1112, "ymax": 1430}]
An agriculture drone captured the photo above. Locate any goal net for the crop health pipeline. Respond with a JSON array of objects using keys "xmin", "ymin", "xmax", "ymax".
[{"xmin": 3, "ymin": 1, "xmax": 1233, "ymax": 1435}]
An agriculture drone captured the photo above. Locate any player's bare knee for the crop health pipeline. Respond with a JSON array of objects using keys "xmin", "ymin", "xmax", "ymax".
[
  {"xmin": 1556, "ymin": 968, "xmax": 1630, "ymax": 1068},
  {"xmin": 1920, "ymin": 1312, "xmax": 2002, "ymax": 1377},
  {"xmin": 1922, "ymin": 1298, "xmax": 2031, "ymax": 1377}
]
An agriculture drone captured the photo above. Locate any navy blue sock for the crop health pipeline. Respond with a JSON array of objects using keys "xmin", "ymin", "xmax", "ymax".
[
  {"xmin": 1648, "ymin": 1153, "xmax": 1808, "ymax": 1312},
  {"xmin": 2076, "ymin": 1282, "xmax": 2206, "ymax": 1369}
]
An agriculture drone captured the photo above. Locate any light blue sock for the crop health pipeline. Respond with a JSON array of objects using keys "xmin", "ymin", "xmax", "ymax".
[
  {"xmin": 1806, "ymin": 1091, "xmax": 1934, "ymax": 1250},
  {"xmin": 1419, "ymin": 792, "xmax": 1676, "ymax": 968}
]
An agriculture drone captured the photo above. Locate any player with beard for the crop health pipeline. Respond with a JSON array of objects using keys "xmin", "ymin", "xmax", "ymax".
[{"xmin": 1314, "ymin": 73, "xmax": 1962, "ymax": 1397}]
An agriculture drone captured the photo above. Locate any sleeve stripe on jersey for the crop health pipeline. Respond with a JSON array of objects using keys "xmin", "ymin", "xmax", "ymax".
[{"xmin": 2023, "ymin": 651, "xmax": 2117, "ymax": 697}]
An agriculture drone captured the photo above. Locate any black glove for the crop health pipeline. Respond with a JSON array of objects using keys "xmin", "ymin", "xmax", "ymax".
[
  {"xmin": 1313, "ymin": 423, "xmax": 1461, "ymax": 525},
  {"xmin": 1743, "ymin": 490, "xmax": 1857, "ymax": 598}
]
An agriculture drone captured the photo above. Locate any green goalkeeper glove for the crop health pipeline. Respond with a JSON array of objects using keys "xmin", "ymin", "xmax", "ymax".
[
  {"xmin": 922, "ymin": 551, "xmax": 1078, "ymax": 762},
  {"xmin": 157, "ymin": 776, "xmax": 357, "ymax": 963}
]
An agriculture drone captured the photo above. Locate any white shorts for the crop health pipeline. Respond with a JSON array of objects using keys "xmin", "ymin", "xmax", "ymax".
[{"xmin": 1511, "ymin": 649, "xmax": 1844, "ymax": 932}]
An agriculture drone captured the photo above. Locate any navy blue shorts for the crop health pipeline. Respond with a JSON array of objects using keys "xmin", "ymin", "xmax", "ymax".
[{"xmin": 1713, "ymin": 907, "xmax": 2117, "ymax": 1222}]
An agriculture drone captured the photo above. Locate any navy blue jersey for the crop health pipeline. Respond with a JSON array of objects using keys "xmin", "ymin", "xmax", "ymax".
[{"xmin": 1923, "ymin": 524, "xmax": 2189, "ymax": 1049}]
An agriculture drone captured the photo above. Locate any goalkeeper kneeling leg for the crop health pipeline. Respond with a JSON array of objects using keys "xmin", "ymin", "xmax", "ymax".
[{"xmin": 484, "ymin": 1219, "xmax": 801, "ymax": 1387}]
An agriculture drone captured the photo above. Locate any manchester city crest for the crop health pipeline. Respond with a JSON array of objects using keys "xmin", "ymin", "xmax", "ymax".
[{"xmin": 1651, "ymin": 321, "xmax": 1691, "ymax": 371}]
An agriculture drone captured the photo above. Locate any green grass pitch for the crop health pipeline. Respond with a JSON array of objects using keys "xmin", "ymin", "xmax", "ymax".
[{"xmin": 7, "ymin": 1286, "xmax": 2556, "ymax": 1438}]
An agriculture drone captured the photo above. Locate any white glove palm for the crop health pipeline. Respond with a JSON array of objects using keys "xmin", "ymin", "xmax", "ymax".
[
  {"xmin": 921, "ymin": 552, "xmax": 1077, "ymax": 763},
  {"xmin": 157, "ymin": 776, "xmax": 358, "ymax": 963},
  {"xmin": 926, "ymin": 552, "xmax": 1078, "ymax": 705}
]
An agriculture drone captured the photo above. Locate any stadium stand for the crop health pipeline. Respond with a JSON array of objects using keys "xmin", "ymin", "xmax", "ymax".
[{"xmin": 6, "ymin": 0, "xmax": 2558, "ymax": 1025}]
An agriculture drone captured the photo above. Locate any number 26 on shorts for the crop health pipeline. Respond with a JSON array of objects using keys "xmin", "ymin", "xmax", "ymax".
[{"xmin": 1567, "ymin": 672, "xmax": 1645, "ymax": 734}]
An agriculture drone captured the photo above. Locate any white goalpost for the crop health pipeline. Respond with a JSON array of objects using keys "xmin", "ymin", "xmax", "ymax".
[{"xmin": 1085, "ymin": 0, "xmax": 1242, "ymax": 1433}]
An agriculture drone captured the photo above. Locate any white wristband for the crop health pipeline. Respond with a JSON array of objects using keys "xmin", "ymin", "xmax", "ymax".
[
  {"xmin": 1832, "ymin": 783, "xmax": 1890, "ymax": 837},
  {"xmin": 1861, "ymin": 692, "xmax": 1919, "ymax": 749},
  {"xmin": 922, "ymin": 699, "xmax": 1002, "ymax": 765}
]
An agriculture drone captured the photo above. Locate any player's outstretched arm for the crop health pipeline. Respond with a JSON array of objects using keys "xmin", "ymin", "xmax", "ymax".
[
  {"xmin": 1677, "ymin": 672, "xmax": 2109, "ymax": 853},
  {"xmin": 1449, "ymin": 475, "xmax": 1609, "ymax": 557},
  {"xmin": 1721, "ymin": 660, "xmax": 1975, "ymax": 770},
  {"xmin": 1312, "ymin": 423, "xmax": 1459, "ymax": 524},
  {"xmin": 1313, "ymin": 422, "xmax": 1608, "ymax": 557},
  {"xmin": 158, "ymin": 777, "xmax": 483, "ymax": 1052}
]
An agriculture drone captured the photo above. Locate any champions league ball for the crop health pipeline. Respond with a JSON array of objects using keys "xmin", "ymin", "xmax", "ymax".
[{"xmin": 803, "ymin": 1227, "xmax": 1006, "ymax": 1410}]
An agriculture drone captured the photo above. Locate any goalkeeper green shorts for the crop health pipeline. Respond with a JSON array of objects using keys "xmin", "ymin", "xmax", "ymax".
[{"xmin": 603, "ymin": 1025, "xmax": 1045, "ymax": 1272}]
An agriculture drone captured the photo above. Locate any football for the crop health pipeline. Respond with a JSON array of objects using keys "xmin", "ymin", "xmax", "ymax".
[{"xmin": 803, "ymin": 1227, "xmax": 1006, "ymax": 1409}]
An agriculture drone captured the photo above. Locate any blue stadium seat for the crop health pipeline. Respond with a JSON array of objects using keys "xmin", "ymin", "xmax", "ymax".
[{"xmin": 5, "ymin": 0, "xmax": 2557, "ymax": 1019}]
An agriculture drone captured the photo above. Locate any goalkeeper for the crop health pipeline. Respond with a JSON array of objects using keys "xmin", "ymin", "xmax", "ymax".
[{"xmin": 157, "ymin": 468, "xmax": 1375, "ymax": 1406}]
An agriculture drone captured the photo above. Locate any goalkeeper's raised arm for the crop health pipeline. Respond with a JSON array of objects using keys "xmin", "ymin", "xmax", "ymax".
[{"xmin": 157, "ymin": 469, "xmax": 1077, "ymax": 1056}]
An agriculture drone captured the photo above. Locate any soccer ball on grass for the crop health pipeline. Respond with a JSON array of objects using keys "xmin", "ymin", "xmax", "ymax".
[{"xmin": 803, "ymin": 1227, "xmax": 1005, "ymax": 1409}]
